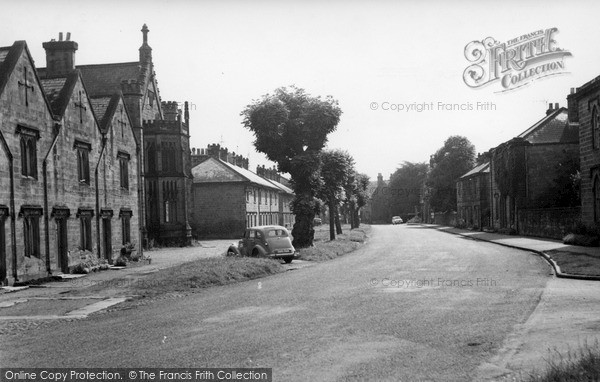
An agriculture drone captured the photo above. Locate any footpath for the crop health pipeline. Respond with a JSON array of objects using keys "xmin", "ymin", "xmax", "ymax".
[
  {"xmin": 0, "ymin": 240, "xmax": 233, "ymax": 320},
  {"xmin": 420, "ymin": 224, "xmax": 600, "ymax": 381}
]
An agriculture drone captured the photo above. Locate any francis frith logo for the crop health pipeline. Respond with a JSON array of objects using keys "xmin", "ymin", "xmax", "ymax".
[{"xmin": 463, "ymin": 28, "xmax": 572, "ymax": 92}]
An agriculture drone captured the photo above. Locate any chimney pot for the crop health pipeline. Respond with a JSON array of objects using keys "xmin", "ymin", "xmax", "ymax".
[
  {"xmin": 555, "ymin": 102, "xmax": 559, "ymax": 109},
  {"xmin": 66, "ymin": 32, "xmax": 71, "ymax": 41},
  {"xmin": 59, "ymin": 32, "xmax": 63, "ymax": 41},
  {"xmin": 42, "ymin": 34, "xmax": 78, "ymax": 77}
]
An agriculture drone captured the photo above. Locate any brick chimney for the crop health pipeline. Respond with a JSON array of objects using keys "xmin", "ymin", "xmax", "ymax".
[
  {"xmin": 546, "ymin": 102, "xmax": 560, "ymax": 115},
  {"xmin": 42, "ymin": 32, "xmax": 78, "ymax": 78}
]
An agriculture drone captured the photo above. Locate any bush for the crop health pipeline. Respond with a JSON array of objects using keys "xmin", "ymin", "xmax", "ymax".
[
  {"xmin": 114, "ymin": 256, "xmax": 128, "ymax": 267},
  {"xmin": 562, "ymin": 233, "xmax": 599, "ymax": 247},
  {"xmin": 564, "ymin": 222, "xmax": 600, "ymax": 247},
  {"xmin": 71, "ymin": 251, "xmax": 105, "ymax": 274},
  {"xmin": 526, "ymin": 340, "xmax": 600, "ymax": 382}
]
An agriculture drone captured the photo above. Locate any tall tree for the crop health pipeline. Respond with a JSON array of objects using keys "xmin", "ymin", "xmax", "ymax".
[
  {"xmin": 389, "ymin": 162, "xmax": 429, "ymax": 217},
  {"xmin": 428, "ymin": 136, "xmax": 476, "ymax": 212},
  {"xmin": 318, "ymin": 150, "xmax": 355, "ymax": 240},
  {"xmin": 351, "ymin": 173, "xmax": 370, "ymax": 228},
  {"xmin": 241, "ymin": 86, "xmax": 342, "ymax": 247}
]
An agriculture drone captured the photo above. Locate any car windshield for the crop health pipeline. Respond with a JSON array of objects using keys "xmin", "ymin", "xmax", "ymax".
[
  {"xmin": 393, "ymin": 216, "xmax": 401, "ymax": 219},
  {"xmin": 266, "ymin": 229, "xmax": 288, "ymax": 237}
]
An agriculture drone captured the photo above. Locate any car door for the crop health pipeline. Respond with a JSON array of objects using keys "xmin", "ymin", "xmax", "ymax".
[{"xmin": 247, "ymin": 229, "xmax": 257, "ymax": 255}]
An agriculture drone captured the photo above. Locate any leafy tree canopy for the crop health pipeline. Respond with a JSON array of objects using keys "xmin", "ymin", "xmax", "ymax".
[
  {"xmin": 241, "ymin": 86, "xmax": 342, "ymax": 247},
  {"xmin": 428, "ymin": 136, "xmax": 476, "ymax": 212}
]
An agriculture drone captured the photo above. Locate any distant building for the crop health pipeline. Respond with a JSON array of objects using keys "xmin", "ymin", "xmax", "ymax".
[
  {"xmin": 369, "ymin": 173, "xmax": 391, "ymax": 224},
  {"xmin": 456, "ymin": 161, "xmax": 491, "ymax": 229},
  {"xmin": 190, "ymin": 149, "xmax": 295, "ymax": 239}
]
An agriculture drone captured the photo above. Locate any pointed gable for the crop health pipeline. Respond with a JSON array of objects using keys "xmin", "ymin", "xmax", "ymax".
[
  {"xmin": 98, "ymin": 93, "xmax": 138, "ymax": 149},
  {"xmin": 518, "ymin": 107, "xmax": 578, "ymax": 144},
  {"xmin": 0, "ymin": 41, "xmax": 54, "ymax": 118},
  {"xmin": 192, "ymin": 157, "xmax": 247, "ymax": 183}
]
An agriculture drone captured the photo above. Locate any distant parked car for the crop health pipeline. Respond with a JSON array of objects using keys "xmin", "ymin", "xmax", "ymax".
[
  {"xmin": 227, "ymin": 225, "xmax": 297, "ymax": 264},
  {"xmin": 313, "ymin": 217, "xmax": 322, "ymax": 226},
  {"xmin": 392, "ymin": 216, "xmax": 403, "ymax": 225}
]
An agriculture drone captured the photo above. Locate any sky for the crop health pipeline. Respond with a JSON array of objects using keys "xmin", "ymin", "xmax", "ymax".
[{"xmin": 2, "ymin": 0, "xmax": 600, "ymax": 182}]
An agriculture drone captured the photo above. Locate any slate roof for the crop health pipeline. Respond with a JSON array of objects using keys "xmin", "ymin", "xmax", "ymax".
[
  {"xmin": 67, "ymin": 62, "xmax": 141, "ymax": 97},
  {"xmin": 39, "ymin": 71, "xmax": 80, "ymax": 117},
  {"xmin": 264, "ymin": 177, "xmax": 294, "ymax": 195},
  {"xmin": 517, "ymin": 107, "xmax": 578, "ymax": 144},
  {"xmin": 459, "ymin": 162, "xmax": 490, "ymax": 179},
  {"xmin": 220, "ymin": 160, "xmax": 280, "ymax": 190}
]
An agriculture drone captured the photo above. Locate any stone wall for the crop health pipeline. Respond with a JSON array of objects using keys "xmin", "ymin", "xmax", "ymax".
[{"xmin": 518, "ymin": 207, "xmax": 581, "ymax": 240}]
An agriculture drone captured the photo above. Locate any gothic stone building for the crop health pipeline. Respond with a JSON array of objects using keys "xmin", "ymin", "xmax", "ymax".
[
  {"xmin": 75, "ymin": 25, "xmax": 193, "ymax": 246},
  {"xmin": 0, "ymin": 36, "xmax": 139, "ymax": 284},
  {"xmin": 0, "ymin": 26, "xmax": 192, "ymax": 284}
]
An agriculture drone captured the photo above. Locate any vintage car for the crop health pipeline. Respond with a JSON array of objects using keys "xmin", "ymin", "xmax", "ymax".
[
  {"xmin": 227, "ymin": 225, "xmax": 297, "ymax": 263},
  {"xmin": 392, "ymin": 216, "xmax": 403, "ymax": 225}
]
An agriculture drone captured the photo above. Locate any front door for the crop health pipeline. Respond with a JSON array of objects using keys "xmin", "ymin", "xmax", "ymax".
[
  {"xmin": 103, "ymin": 218, "xmax": 112, "ymax": 262},
  {"xmin": 56, "ymin": 218, "xmax": 68, "ymax": 273}
]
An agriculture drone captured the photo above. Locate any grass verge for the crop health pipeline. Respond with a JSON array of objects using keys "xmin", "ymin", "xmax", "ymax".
[
  {"xmin": 525, "ymin": 341, "xmax": 600, "ymax": 381},
  {"xmin": 129, "ymin": 257, "xmax": 285, "ymax": 297},
  {"xmin": 298, "ymin": 224, "xmax": 370, "ymax": 262},
  {"xmin": 544, "ymin": 250, "xmax": 600, "ymax": 276}
]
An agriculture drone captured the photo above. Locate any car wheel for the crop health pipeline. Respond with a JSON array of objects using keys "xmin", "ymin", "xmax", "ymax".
[
  {"xmin": 283, "ymin": 257, "xmax": 293, "ymax": 264},
  {"xmin": 252, "ymin": 249, "xmax": 260, "ymax": 257}
]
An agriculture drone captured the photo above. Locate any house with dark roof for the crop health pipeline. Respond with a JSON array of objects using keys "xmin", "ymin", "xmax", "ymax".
[
  {"xmin": 191, "ymin": 153, "xmax": 295, "ymax": 239},
  {"xmin": 456, "ymin": 160, "xmax": 491, "ymax": 230},
  {"xmin": 488, "ymin": 103, "xmax": 580, "ymax": 238}
]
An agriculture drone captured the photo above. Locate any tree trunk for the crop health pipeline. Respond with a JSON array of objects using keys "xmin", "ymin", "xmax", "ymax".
[
  {"xmin": 328, "ymin": 199, "xmax": 335, "ymax": 241},
  {"xmin": 291, "ymin": 191, "xmax": 316, "ymax": 248},
  {"xmin": 353, "ymin": 208, "xmax": 360, "ymax": 228},
  {"xmin": 335, "ymin": 206, "xmax": 343, "ymax": 235}
]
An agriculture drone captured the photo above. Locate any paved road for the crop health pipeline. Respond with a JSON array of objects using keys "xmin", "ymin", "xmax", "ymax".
[{"xmin": 0, "ymin": 225, "xmax": 550, "ymax": 381}]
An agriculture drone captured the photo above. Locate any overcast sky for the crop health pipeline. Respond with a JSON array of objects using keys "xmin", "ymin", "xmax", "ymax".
[{"xmin": 2, "ymin": 0, "xmax": 599, "ymax": 181}]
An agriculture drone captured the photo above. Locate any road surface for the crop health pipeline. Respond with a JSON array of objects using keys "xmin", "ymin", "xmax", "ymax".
[{"xmin": 0, "ymin": 225, "xmax": 550, "ymax": 381}]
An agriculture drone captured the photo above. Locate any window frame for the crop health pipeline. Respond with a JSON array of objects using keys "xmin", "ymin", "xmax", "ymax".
[
  {"xmin": 16, "ymin": 125, "xmax": 39, "ymax": 179},
  {"xmin": 117, "ymin": 151, "xmax": 130, "ymax": 190},
  {"xmin": 74, "ymin": 140, "xmax": 92, "ymax": 185},
  {"xmin": 20, "ymin": 206, "xmax": 42, "ymax": 258}
]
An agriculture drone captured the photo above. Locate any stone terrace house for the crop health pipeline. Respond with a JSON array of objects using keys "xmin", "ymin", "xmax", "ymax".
[
  {"xmin": 456, "ymin": 160, "xmax": 490, "ymax": 229},
  {"xmin": 190, "ymin": 149, "xmax": 295, "ymax": 239},
  {"xmin": 567, "ymin": 78, "xmax": 600, "ymax": 227},
  {"xmin": 489, "ymin": 104, "xmax": 580, "ymax": 238},
  {"xmin": 0, "ymin": 35, "xmax": 140, "ymax": 284}
]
